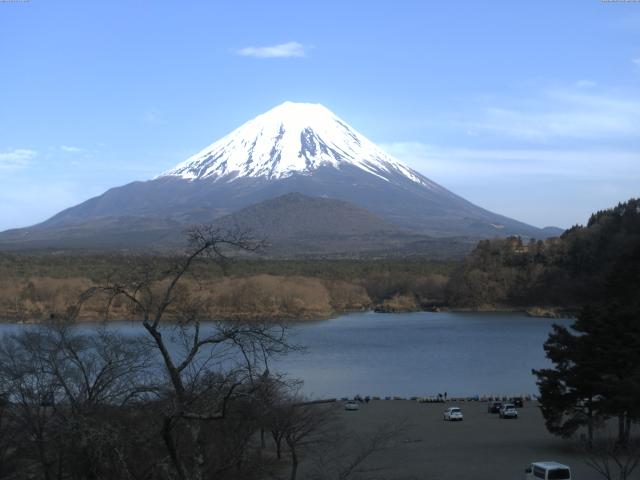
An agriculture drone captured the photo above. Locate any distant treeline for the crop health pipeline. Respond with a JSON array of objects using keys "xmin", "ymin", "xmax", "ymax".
[
  {"xmin": 0, "ymin": 255, "xmax": 455, "ymax": 321},
  {"xmin": 446, "ymin": 198, "xmax": 640, "ymax": 310},
  {"xmin": 0, "ymin": 254, "xmax": 454, "ymax": 281},
  {"xmin": 2, "ymin": 198, "xmax": 638, "ymax": 320}
]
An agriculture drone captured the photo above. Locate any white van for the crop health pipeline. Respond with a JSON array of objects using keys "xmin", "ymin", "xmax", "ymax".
[{"xmin": 525, "ymin": 462, "xmax": 571, "ymax": 480}]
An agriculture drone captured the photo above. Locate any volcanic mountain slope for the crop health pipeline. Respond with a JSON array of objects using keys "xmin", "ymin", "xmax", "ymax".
[
  {"xmin": 213, "ymin": 192, "xmax": 399, "ymax": 239},
  {"xmin": 0, "ymin": 102, "xmax": 560, "ymax": 252},
  {"xmin": 208, "ymin": 192, "xmax": 474, "ymax": 257}
]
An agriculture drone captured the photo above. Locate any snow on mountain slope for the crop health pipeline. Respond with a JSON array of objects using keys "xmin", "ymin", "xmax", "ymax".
[
  {"xmin": 158, "ymin": 101, "xmax": 439, "ymax": 189},
  {"xmin": 0, "ymin": 101, "xmax": 555, "ymax": 251}
]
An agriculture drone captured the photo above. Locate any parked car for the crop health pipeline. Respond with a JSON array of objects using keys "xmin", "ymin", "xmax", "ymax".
[
  {"xmin": 443, "ymin": 407, "xmax": 463, "ymax": 421},
  {"xmin": 344, "ymin": 400, "xmax": 359, "ymax": 411},
  {"xmin": 487, "ymin": 401, "xmax": 503, "ymax": 413},
  {"xmin": 499, "ymin": 403, "xmax": 518, "ymax": 419},
  {"xmin": 525, "ymin": 461, "xmax": 571, "ymax": 479}
]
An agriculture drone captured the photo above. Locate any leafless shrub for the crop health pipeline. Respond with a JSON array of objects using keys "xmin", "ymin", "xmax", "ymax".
[
  {"xmin": 308, "ymin": 420, "xmax": 408, "ymax": 480},
  {"xmin": 582, "ymin": 435, "xmax": 640, "ymax": 480}
]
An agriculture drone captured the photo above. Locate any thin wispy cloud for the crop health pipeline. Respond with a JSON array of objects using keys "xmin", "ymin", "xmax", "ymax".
[
  {"xmin": 381, "ymin": 141, "xmax": 640, "ymax": 228},
  {"xmin": 237, "ymin": 41, "xmax": 306, "ymax": 58},
  {"xmin": 633, "ymin": 57, "xmax": 640, "ymax": 67},
  {"xmin": 461, "ymin": 88, "xmax": 640, "ymax": 141},
  {"xmin": 60, "ymin": 145, "xmax": 84, "ymax": 153},
  {"xmin": 0, "ymin": 148, "xmax": 36, "ymax": 171},
  {"xmin": 381, "ymin": 142, "xmax": 640, "ymax": 181}
]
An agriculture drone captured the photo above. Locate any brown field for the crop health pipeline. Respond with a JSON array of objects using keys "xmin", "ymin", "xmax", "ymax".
[
  {"xmin": 0, "ymin": 255, "xmax": 452, "ymax": 321},
  {"xmin": 0, "ymin": 274, "xmax": 376, "ymax": 322}
]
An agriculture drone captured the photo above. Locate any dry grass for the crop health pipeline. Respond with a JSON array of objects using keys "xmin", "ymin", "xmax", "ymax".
[
  {"xmin": 207, "ymin": 274, "xmax": 334, "ymax": 320},
  {"xmin": 0, "ymin": 257, "xmax": 452, "ymax": 322},
  {"xmin": 0, "ymin": 274, "xmax": 375, "ymax": 322}
]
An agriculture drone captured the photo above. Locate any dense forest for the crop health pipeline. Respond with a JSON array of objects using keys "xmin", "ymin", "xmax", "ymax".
[{"xmin": 447, "ymin": 198, "xmax": 640, "ymax": 311}]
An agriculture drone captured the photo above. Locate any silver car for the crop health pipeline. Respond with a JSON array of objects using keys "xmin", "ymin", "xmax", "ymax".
[
  {"xmin": 443, "ymin": 407, "xmax": 463, "ymax": 421},
  {"xmin": 344, "ymin": 400, "xmax": 360, "ymax": 411},
  {"xmin": 499, "ymin": 403, "xmax": 518, "ymax": 419}
]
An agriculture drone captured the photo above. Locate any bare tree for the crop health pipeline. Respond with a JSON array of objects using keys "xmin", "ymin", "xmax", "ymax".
[
  {"xmin": 0, "ymin": 226, "xmax": 351, "ymax": 480},
  {"xmin": 94, "ymin": 226, "xmax": 294, "ymax": 480},
  {"xmin": 260, "ymin": 393, "xmax": 337, "ymax": 480},
  {"xmin": 583, "ymin": 435, "xmax": 640, "ymax": 480},
  {"xmin": 284, "ymin": 402, "xmax": 336, "ymax": 480},
  {"xmin": 0, "ymin": 393, "xmax": 11, "ymax": 478},
  {"xmin": 308, "ymin": 420, "xmax": 407, "ymax": 480},
  {"xmin": 0, "ymin": 323, "xmax": 158, "ymax": 480}
]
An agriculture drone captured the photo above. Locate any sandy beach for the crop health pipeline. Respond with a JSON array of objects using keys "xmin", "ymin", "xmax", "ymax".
[{"xmin": 332, "ymin": 400, "xmax": 601, "ymax": 480}]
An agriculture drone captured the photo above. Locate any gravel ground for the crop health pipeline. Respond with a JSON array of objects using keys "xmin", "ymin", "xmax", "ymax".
[{"xmin": 331, "ymin": 400, "xmax": 601, "ymax": 480}]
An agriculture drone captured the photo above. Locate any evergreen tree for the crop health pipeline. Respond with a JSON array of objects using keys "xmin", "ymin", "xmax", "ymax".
[
  {"xmin": 534, "ymin": 245, "xmax": 640, "ymax": 445},
  {"xmin": 534, "ymin": 322, "xmax": 602, "ymax": 444}
]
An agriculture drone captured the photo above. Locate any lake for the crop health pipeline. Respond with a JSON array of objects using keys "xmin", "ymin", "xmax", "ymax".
[
  {"xmin": 0, "ymin": 311, "xmax": 571, "ymax": 399},
  {"xmin": 276, "ymin": 311, "xmax": 571, "ymax": 398}
]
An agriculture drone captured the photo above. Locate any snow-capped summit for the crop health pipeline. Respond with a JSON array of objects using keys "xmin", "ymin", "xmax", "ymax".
[
  {"xmin": 0, "ymin": 101, "xmax": 555, "ymax": 251},
  {"xmin": 158, "ymin": 101, "xmax": 435, "ymax": 188}
]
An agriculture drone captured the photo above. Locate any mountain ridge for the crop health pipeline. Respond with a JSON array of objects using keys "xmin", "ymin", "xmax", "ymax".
[{"xmin": 0, "ymin": 102, "xmax": 561, "ymax": 252}]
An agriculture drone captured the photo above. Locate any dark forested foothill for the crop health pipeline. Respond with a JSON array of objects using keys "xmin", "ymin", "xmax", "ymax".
[{"xmin": 445, "ymin": 198, "xmax": 640, "ymax": 311}]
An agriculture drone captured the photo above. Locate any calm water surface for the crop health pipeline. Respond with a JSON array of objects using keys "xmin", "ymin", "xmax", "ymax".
[
  {"xmin": 276, "ymin": 311, "xmax": 571, "ymax": 398},
  {"xmin": 0, "ymin": 311, "xmax": 571, "ymax": 399}
]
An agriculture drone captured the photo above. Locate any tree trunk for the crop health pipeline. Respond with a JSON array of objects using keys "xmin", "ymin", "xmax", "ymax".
[
  {"xmin": 191, "ymin": 422, "xmax": 205, "ymax": 480},
  {"xmin": 35, "ymin": 429, "xmax": 52, "ymax": 480},
  {"xmin": 272, "ymin": 431, "xmax": 282, "ymax": 459},
  {"xmin": 162, "ymin": 416, "xmax": 187, "ymax": 480},
  {"xmin": 624, "ymin": 413, "xmax": 631, "ymax": 445},
  {"xmin": 618, "ymin": 413, "xmax": 626, "ymax": 445},
  {"xmin": 144, "ymin": 324, "xmax": 186, "ymax": 402},
  {"xmin": 38, "ymin": 444, "xmax": 52, "ymax": 480},
  {"xmin": 587, "ymin": 401, "xmax": 594, "ymax": 447},
  {"xmin": 289, "ymin": 445, "xmax": 298, "ymax": 480}
]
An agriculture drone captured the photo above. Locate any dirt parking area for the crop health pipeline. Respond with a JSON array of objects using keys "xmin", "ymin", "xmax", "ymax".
[{"xmin": 334, "ymin": 400, "xmax": 601, "ymax": 479}]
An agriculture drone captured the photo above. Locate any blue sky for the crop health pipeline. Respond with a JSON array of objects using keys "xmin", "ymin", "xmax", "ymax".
[{"xmin": 1, "ymin": 0, "xmax": 639, "ymax": 230}]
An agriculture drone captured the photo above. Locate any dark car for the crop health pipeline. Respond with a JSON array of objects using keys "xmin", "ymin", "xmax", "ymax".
[
  {"xmin": 510, "ymin": 397, "xmax": 524, "ymax": 408},
  {"xmin": 487, "ymin": 401, "xmax": 503, "ymax": 413}
]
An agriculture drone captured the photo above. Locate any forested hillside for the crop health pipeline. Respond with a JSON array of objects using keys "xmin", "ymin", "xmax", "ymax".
[
  {"xmin": 446, "ymin": 198, "xmax": 640, "ymax": 310},
  {"xmin": 1, "ymin": 199, "xmax": 638, "ymax": 321}
]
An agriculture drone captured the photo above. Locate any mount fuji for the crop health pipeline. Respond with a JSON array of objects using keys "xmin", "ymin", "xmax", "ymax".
[
  {"xmin": 159, "ymin": 101, "xmax": 432, "ymax": 187},
  {"xmin": 0, "ymin": 102, "xmax": 560, "ymax": 253}
]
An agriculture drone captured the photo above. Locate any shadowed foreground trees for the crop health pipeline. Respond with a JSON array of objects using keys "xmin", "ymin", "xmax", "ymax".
[
  {"xmin": 533, "ymin": 246, "xmax": 640, "ymax": 447},
  {"xmin": 0, "ymin": 324, "xmax": 337, "ymax": 480},
  {"xmin": 534, "ymin": 245, "xmax": 640, "ymax": 479},
  {"xmin": 534, "ymin": 301, "xmax": 640, "ymax": 445},
  {"xmin": 94, "ymin": 225, "xmax": 296, "ymax": 479},
  {"xmin": 0, "ymin": 325, "xmax": 159, "ymax": 479},
  {"xmin": 0, "ymin": 226, "xmax": 400, "ymax": 480},
  {"xmin": 0, "ymin": 226, "xmax": 296, "ymax": 479},
  {"xmin": 582, "ymin": 436, "xmax": 640, "ymax": 480}
]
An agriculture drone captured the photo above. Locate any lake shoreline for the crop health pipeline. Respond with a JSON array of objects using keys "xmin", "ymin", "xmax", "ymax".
[{"xmin": 0, "ymin": 303, "xmax": 575, "ymax": 324}]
